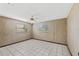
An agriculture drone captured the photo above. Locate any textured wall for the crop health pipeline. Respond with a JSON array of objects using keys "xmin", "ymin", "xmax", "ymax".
[
  {"xmin": 33, "ymin": 18, "xmax": 67, "ymax": 44},
  {"xmin": 0, "ymin": 16, "xmax": 32, "ymax": 46},
  {"xmin": 67, "ymin": 4, "xmax": 79, "ymax": 56}
]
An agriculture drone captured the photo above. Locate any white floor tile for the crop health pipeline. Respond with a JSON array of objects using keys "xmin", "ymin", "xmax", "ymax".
[
  {"xmin": 0, "ymin": 39, "xmax": 70, "ymax": 56},
  {"xmin": 0, "ymin": 47, "xmax": 12, "ymax": 56},
  {"xmin": 6, "ymin": 46, "xmax": 23, "ymax": 56}
]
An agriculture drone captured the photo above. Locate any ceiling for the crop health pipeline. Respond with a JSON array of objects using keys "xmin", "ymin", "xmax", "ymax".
[{"xmin": 0, "ymin": 3, "xmax": 73, "ymax": 23}]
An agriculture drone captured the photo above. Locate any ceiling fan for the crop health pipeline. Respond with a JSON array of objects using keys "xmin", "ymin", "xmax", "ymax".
[{"xmin": 29, "ymin": 16, "xmax": 36, "ymax": 24}]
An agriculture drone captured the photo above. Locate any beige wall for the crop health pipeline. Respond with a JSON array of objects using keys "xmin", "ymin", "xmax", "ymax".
[
  {"xmin": 0, "ymin": 16, "xmax": 32, "ymax": 46},
  {"xmin": 67, "ymin": 4, "xmax": 79, "ymax": 56},
  {"xmin": 33, "ymin": 18, "xmax": 67, "ymax": 44}
]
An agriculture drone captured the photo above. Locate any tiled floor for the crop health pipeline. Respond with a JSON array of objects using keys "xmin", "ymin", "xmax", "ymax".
[{"xmin": 0, "ymin": 39, "xmax": 70, "ymax": 56}]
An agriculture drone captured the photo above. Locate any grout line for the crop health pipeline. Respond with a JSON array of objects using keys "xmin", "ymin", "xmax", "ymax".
[
  {"xmin": 10, "ymin": 47, "xmax": 24, "ymax": 56},
  {"xmin": 62, "ymin": 46, "xmax": 64, "ymax": 56},
  {"xmin": 6, "ymin": 47, "xmax": 14, "ymax": 56},
  {"xmin": 55, "ymin": 45, "xmax": 58, "ymax": 56}
]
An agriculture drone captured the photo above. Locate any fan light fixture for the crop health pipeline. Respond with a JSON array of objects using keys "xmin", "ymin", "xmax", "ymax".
[
  {"xmin": 29, "ymin": 16, "xmax": 36, "ymax": 24},
  {"xmin": 30, "ymin": 16, "xmax": 34, "ymax": 21}
]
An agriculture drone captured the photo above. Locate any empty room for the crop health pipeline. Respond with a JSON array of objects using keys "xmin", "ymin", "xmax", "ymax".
[{"xmin": 0, "ymin": 3, "xmax": 79, "ymax": 56}]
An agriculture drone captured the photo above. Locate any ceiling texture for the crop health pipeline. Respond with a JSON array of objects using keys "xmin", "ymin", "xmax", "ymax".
[{"xmin": 0, "ymin": 3, "xmax": 73, "ymax": 23}]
